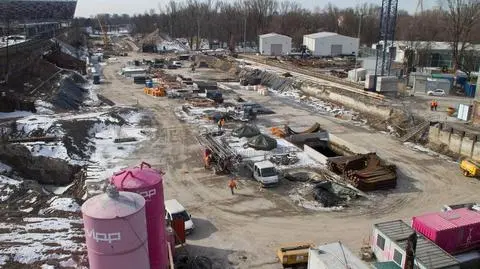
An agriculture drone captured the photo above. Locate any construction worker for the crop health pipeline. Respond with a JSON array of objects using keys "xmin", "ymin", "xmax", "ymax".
[
  {"xmin": 204, "ymin": 154, "xmax": 211, "ymax": 169},
  {"xmin": 434, "ymin": 100, "xmax": 438, "ymax": 111},
  {"xmin": 228, "ymin": 177, "xmax": 237, "ymax": 195},
  {"xmin": 217, "ymin": 117, "xmax": 225, "ymax": 131}
]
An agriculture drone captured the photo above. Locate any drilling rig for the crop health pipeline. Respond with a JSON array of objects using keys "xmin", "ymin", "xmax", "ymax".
[{"xmin": 374, "ymin": 0, "xmax": 399, "ymax": 90}]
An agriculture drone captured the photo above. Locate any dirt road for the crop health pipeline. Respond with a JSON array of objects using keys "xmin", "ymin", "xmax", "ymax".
[{"xmin": 98, "ymin": 53, "xmax": 480, "ymax": 269}]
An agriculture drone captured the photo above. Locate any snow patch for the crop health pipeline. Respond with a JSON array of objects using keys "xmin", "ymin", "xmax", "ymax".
[
  {"xmin": 0, "ymin": 217, "xmax": 84, "ymax": 265},
  {"xmin": 39, "ymin": 197, "xmax": 81, "ymax": 215},
  {"xmin": 0, "ymin": 175, "xmax": 22, "ymax": 187},
  {"xmin": 34, "ymin": 100, "xmax": 55, "ymax": 115},
  {"xmin": 0, "ymin": 110, "xmax": 33, "ymax": 119},
  {"xmin": 0, "ymin": 162, "xmax": 12, "ymax": 173}
]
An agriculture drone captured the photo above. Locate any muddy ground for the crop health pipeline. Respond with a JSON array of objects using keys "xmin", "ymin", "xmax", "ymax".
[{"xmin": 94, "ymin": 48, "xmax": 480, "ymax": 269}]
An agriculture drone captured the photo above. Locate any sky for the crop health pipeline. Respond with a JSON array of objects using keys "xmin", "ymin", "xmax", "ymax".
[{"xmin": 74, "ymin": 0, "xmax": 436, "ymax": 18}]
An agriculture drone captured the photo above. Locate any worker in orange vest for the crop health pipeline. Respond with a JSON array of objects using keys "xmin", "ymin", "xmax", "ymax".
[
  {"xmin": 217, "ymin": 118, "xmax": 225, "ymax": 131},
  {"xmin": 204, "ymin": 154, "xmax": 211, "ymax": 169},
  {"xmin": 228, "ymin": 178, "xmax": 237, "ymax": 195},
  {"xmin": 430, "ymin": 100, "xmax": 435, "ymax": 111}
]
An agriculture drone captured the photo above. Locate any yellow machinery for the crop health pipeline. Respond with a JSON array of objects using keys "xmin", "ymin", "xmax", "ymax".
[
  {"xmin": 460, "ymin": 158, "xmax": 480, "ymax": 177},
  {"xmin": 276, "ymin": 242, "xmax": 313, "ymax": 268},
  {"xmin": 144, "ymin": 86, "xmax": 166, "ymax": 97}
]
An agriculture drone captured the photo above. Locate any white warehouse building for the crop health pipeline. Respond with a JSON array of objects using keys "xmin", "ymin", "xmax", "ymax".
[
  {"xmin": 258, "ymin": 33, "xmax": 292, "ymax": 56},
  {"xmin": 303, "ymin": 32, "xmax": 359, "ymax": 57}
]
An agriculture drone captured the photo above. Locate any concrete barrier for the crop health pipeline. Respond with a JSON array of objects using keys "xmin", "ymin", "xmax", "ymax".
[
  {"xmin": 429, "ymin": 124, "xmax": 480, "ymax": 160},
  {"xmin": 304, "ymin": 145, "xmax": 327, "ymax": 165}
]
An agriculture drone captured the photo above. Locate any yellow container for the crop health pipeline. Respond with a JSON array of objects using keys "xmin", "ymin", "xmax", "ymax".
[{"xmin": 276, "ymin": 242, "xmax": 314, "ymax": 266}]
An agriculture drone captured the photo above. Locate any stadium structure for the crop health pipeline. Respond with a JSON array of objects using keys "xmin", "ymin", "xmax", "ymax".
[
  {"xmin": 0, "ymin": 0, "xmax": 79, "ymax": 82},
  {"xmin": 0, "ymin": 0, "xmax": 78, "ymax": 23}
]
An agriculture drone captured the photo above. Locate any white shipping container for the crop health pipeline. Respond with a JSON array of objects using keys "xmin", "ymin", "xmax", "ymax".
[
  {"xmin": 348, "ymin": 68, "xmax": 366, "ymax": 82},
  {"xmin": 376, "ymin": 76, "xmax": 398, "ymax": 92}
]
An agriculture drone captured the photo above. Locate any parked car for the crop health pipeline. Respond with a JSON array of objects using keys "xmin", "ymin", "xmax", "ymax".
[
  {"xmin": 165, "ymin": 199, "xmax": 195, "ymax": 234},
  {"xmin": 172, "ymin": 61, "xmax": 183, "ymax": 68},
  {"xmin": 427, "ymin": 89, "xmax": 446, "ymax": 96}
]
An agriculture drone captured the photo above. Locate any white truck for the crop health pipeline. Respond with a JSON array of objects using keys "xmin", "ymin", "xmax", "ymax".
[{"xmin": 244, "ymin": 160, "xmax": 279, "ymax": 187}]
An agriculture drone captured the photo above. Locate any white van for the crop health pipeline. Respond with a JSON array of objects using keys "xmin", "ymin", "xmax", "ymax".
[
  {"xmin": 165, "ymin": 199, "xmax": 195, "ymax": 234},
  {"xmin": 172, "ymin": 61, "xmax": 182, "ymax": 68}
]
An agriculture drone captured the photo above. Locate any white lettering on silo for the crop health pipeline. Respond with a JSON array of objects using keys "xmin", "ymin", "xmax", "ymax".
[{"xmin": 85, "ymin": 228, "xmax": 122, "ymax": 243}]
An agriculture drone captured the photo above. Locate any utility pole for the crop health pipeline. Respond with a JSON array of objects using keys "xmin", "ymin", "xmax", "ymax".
[
  {"xmin": 243, "ymin": 15, "xmax": 247, "ymax": 54},
  {"xmin": 354, "ymin": 14, "xmax": 363, "ymax": 82}
]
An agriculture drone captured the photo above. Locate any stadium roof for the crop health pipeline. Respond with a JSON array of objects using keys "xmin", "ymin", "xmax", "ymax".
[{"xmin": 0, "ymin": 0, "xmax": 78, "ymax": 22}]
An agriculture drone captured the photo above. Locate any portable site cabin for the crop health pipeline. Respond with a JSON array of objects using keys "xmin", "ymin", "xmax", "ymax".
[
  {"xmin": 307, "ymin": 242, "xmax": 369, "ymax": 269},
  {"xmin": 303, "ymin": 32, "xmax": 359, "ymax": 57},
  {"xmin": 371, "ymin": 220, "xmax": 460, "ymax": 269},
  {"xmin": 258, "ymin": 33, "xmax": 292, "ymax": 56}
]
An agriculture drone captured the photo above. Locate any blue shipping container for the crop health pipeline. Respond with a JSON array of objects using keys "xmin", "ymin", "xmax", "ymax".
[
  {"xmin": 463, "ymin": 83, "xmax": 477, "ymax": 98},
  {"xmin": 146, "ymin": 80, "xmax": 153, "ymax": 88}
]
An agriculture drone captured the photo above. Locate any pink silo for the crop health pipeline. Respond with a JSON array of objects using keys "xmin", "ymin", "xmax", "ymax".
[
  {"xmin": 81, "ymin": 185, "xmax": 150, "ymax": 269},
  {"xmin": 110, "ymin": 162, "xmax": 168, "ymax": 269}
]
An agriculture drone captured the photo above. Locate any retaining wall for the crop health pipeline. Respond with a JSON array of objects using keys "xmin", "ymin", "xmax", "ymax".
[
  {"xmin": 301, "ymin": 85, "xmax": 393, "ymax": 120},
  {"xmin": 303, "ymin": 145, "xmax": 328, "ymax": 165},
  {"xmin": 428, "ymin": 123, "xmax": 480, "ymax": 161}
]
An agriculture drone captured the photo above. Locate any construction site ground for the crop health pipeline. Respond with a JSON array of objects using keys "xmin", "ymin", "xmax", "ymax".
[
  {"xmin": 239, "ymin": 54, "xmax": 475, "ymax": 123},
  {"xmin": 99, "ymin": 51, "xmax": 480, "ymax": 269}
]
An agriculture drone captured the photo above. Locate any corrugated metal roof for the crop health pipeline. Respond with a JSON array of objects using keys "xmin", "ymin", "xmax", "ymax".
[
  {"xmin": 309, "ymin": 242, "xmax": 370, "ymax": 269},
  {"xmin": 373, "ymin": 261, "xmax": 402, "ymax": 269},
  {"xmin": 375, "ymin": 220, "xmax": 459, "ymax": 269},
  {"xmin": 304, "ymin": 31, "xmax": 339, "ymax": 39},
  {"xmin": 413, "ymin": 208, "xmax": 480, "ymax": 231},
  {"xmin": 259, "ymin": 32, "xmax": 291, "ymax": 39}
]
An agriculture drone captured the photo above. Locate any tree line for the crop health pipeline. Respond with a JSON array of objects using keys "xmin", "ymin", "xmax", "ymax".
[{"xmin": 74, "ymin": 0, "xmax": 480, "ymax": 69}]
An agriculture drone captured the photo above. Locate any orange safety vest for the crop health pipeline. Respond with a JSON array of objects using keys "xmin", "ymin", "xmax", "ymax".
[{"xmin": 228, "ymin": 179, "xmax": 237, "ymax": 189}]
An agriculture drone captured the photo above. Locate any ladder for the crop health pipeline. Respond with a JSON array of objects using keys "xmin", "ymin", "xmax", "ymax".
[{"xmin": 399, "ymin": 121, "xmax": 430, "ymax": 143}]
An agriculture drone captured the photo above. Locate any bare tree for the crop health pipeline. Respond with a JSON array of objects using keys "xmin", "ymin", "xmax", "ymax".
[{"xmin": 443, "ymin": 0, "xmax": 480, "ymax": 70}]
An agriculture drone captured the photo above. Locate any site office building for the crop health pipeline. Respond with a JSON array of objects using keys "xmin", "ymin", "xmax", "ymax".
[
  {"xmin": 303, "ymin": 32, "xmax": 359, "ymax": 57},
  {"xmin": 258, "ymin": 33, "xmax": 292, "ymax": 56},
  {"xmin": 371, "ymin": 220, "xmax": 460, "ymax": 269}
]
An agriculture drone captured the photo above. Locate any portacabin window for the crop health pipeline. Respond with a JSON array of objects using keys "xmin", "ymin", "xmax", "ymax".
[
  {"xmin": 393, "ymin": 249, "xmax": 403, "ymax": 265},
  {"xmin": 376, "ymin": 234, "xmax": 386, "ymax": 250}
]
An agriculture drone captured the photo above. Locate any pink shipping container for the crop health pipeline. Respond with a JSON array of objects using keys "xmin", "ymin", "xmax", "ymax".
[
  {"xmin": 81, "ymin": 187, "xmax": 150, "ymax": 269},
  {"xmin": 412, "ymin": 208, "xmax": 480, "ymax": 254},
  {"xmin": 110, "ymin": 162, "xmax": 167, "ymax": 269}
]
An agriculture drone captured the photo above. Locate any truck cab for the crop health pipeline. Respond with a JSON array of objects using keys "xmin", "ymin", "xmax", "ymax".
[{"xmin": 252, "ymin": 160, "xmax": 279, "ymax": 187}]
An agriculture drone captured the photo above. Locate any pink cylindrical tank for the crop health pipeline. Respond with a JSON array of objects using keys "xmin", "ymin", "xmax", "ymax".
[
  {"xmin": 81, "ymin": 185, "xmax": 150, "ymax": 269},
  {"xmin": 110, "ymin": 162, "xmax": 167, "ymax": 269}
]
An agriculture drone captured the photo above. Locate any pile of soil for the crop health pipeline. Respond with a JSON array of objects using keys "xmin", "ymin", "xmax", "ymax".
[
  {"xmin": 51, "ymin": 73, "xmax": 89, "ymax": 110},
  {"xmin": 312, "ymin": 181, "xmax": 358, "ymax": 207},
  {"xmin": 0, "ymin": 144, "xmax": 82, "ymax": 185}
]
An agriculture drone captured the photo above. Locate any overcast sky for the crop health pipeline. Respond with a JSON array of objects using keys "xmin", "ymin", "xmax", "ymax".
[{"xmin": 75, "ymin": 0, "xmax": 435, "ymax": 18}]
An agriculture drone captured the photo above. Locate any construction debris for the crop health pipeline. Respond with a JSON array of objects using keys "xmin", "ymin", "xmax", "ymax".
[{"xmin": 327, "ymin": 153, "xmax": 397, "ymax": 191}]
